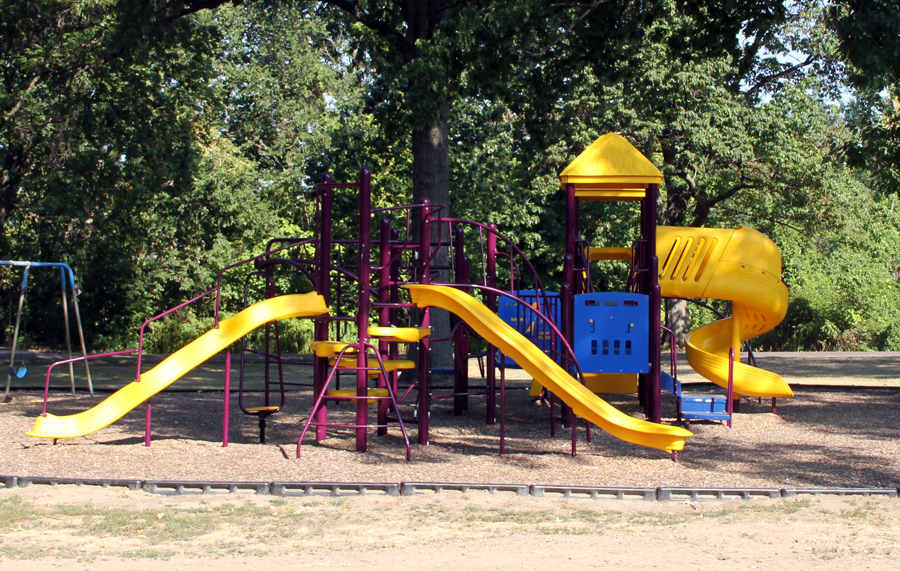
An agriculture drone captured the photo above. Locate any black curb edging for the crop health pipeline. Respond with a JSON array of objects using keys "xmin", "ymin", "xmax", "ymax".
[{"xmin": 2, "ymin": 477, "xmax": 898, "ymax": 501}]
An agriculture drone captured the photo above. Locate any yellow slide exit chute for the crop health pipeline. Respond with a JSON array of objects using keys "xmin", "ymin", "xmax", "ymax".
[{"xmin": 657, "ymin": 226, "xmax": 793, "ymax": 399}]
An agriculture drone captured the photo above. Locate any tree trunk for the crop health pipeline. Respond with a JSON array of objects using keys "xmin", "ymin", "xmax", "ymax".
[
  {"xmin": 665, "ymin": 298, "xmax": 690, "ymax": 350},
  {"xmin": 409, "ymin": 103, "xmax": 454, "ymax": 370}
]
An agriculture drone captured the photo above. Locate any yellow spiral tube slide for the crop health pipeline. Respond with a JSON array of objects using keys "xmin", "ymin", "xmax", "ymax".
[{"xmin": 656, "ymin": 226, "xmax": 793, "ymax": 399}]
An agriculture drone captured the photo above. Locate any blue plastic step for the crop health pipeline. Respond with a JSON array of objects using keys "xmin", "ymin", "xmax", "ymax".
[{"xmin": 681, "ymin": 394, "xmax": 730, "ymax": 421}]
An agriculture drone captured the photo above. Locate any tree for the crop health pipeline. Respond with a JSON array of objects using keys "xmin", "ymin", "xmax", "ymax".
[{"xmin": 0, "ymin": 0, "xmax": 233, "ymax": 241}]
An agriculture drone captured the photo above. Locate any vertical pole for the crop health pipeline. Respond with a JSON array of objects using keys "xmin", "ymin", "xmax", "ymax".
[
  {"xmin": 731, "ymin": 302, "xmax": 742, "ymax": 414},
  {"xmin": 145, "ymin": 401, "xmax": 152, "ymax": 447},
  {"xmin": 67, "ymin": 267, "xmax": 93, "ymax": 396},
  {"xmin": 646, "ymin": 183, "xmax": 661, "ymax": 423},
  {"xmin": 5, "ymin": 265, "xmax": 29, "ymax": 395},
  {"xmin": 453, "ymin": 226, "xmax": 467, "ymax": 416},
  {"xmin": 416, "ymin": 200, "xmax": 432, "ymax": 444},
  {"xmin": 315, "ymin": 173, "xmax": 333, "ymax": 442},
  {"xmin": 377, "ymin": 217, "xmax": 392, "ymax": 436},
  {"xmin": 223, "ymin": 350, "xmax": 230, "ymax": 447},
  {"xmin": 486, "ymin": 224, "xmax": 498, "ymax": 425},
  {"xmin": 561, "ymin": 184, "xmax": 577, "ymax": 427},
  {"xmin": 727, "ymin": 347, "xmax": 735, "ymax": 428},
  {"xmin": 389, "ymin": 228, "xmax": 401, "ymax": 393},
  {"xmin": 59, "ymin": 268, "xmax": 76, "ymax": 393},
  {"xmin": 356, "ymin": 168, "xmax": 373, "ymax": 452}
]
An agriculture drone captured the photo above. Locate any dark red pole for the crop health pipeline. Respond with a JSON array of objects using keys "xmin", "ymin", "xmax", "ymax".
[
  {"xmin": 356, "ymin": 168, "xmax": 373, "ymax": 452},
  {"xmin": 646, "ymin": 183, "xmax": 661, "ymax": 423},
  {"xmin": 315, "ymin": 172, "xmax": 333, "ymax": 442},
  {"xmin": 453, "ymin": 225, "xmax": 467, "ymax": 416},
  {"xmin": 417, "ymin": 200, "xmax": 432, "ymax": 445},
  {"xmin": 486, "ymin": 224, "xmax": 498, "ymax": 425}
]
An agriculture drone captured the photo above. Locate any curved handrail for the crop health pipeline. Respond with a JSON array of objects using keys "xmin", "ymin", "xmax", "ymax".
[
  {"xmin": 41, "ymin": 350, "xmax": 138, "ymax": 416},
  {"xmin": 215, "ymin": 238, "xmax": 316, "ymax": 325},
  {"xmin": 137, "ymin": 289, "xmax": 216, "ymax": 382}
]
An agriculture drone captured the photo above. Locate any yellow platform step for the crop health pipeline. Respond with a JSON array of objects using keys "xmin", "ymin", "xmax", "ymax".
[
  {"xmin": 310, "ymin": 340, "xmax": 357, "ymax": 358},
  {"xmin": 325, "ymin": 387, "xmax": 390, "ymax": 403},
  {"xmin": 367, "ymin": 326, "xmax": 431, "ymax": 343}
]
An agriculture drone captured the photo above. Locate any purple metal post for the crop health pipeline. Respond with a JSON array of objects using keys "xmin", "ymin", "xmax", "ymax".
[
  {"xmin": 145, "ymin": 401, "xmax": 152, "ymax": 447},
  {"xmin": 377, "ymin": 217, "xmax": 392, "ymax": 436},
  {"xmin": 315, "ymin": 173, "xmax": 333, "ymax": 442},
  {"xmin": 561, "ymin": 183, "xmax": 577, "ymax": 428},
  {"xmin": 646, "ymin": 184, "xmax": 661, "ymax": 423},
  {"xmin": 356, "ymin": 168, "xmax": 373, "ymax": 452},
  {"xmin": 223, "ymin": 351, "xmax": 230, "ymax": 447},
  {"xmin": 390, "ymin": 227, "xmax": 401, "ymax": 392},
  {"xmin": 727, "ymin": 347, "xmax": 735, "ymax": 428},
  {"xmin": 485, "ymin": 224, "xmax": 498, "ymax": 425},
  {"xmin": 417, "ymin": 200, "xmax": 432, "ymax": 445},
  {"xmin": 453, "ymin": 225, "xmax": 468, "ymax": 416}
]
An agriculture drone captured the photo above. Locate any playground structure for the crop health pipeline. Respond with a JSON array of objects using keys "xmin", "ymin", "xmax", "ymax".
[
  {"xmin": 26, "ymin": 133, "xmax": 792, "ymax": 461},
  {"xmin": 2, "ymin": 261, "xmax": 92, "ymax": 396}
]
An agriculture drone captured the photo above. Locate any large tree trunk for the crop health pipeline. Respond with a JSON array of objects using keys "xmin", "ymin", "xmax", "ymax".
[
  {"xmin": 408, "ymin": 103, "xmax": 454, "ymax": 370},
  {"xmin": 665, "ymin": 298, "xmax": 690, "ymax": 350}
]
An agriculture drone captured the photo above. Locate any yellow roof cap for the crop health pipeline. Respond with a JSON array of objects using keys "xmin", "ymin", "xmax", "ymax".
[{"xmin": 559, "ymin": 133, "xmax": 663, "ymax": 190}]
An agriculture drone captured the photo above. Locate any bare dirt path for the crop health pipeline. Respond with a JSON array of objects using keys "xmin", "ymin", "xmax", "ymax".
[{"xmin": 1, "ymin": 485, "xmax": 899, "ymax": 570}]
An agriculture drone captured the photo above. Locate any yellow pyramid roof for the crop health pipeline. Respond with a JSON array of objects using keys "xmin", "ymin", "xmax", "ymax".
[{"xmin": 559, "ymin": 133, "xmax": 663, "ymax": 200}]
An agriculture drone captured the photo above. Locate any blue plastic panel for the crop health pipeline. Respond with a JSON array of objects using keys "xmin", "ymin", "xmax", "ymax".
[
  {"xmin": 573, "ymin": 292, "xmax": 650, "ymax": 374},
  {"xmin": 497, "ymin": 290, "xmax": 561, "ymax": 368}
]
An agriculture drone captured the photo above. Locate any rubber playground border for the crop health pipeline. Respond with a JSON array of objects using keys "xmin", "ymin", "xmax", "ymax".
[{"xmin": 1, "ymin": 475, "xmax": 897, "ymax": 501}]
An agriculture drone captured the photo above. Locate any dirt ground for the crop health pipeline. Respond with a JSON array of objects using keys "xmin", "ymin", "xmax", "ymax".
[
  {"xmin": 2, "ymin": 351, "xmax": 900, "ymax": 569},
  {"xmin": 0, "ymin": 485, "xmax": 898, "ymax": 570}
]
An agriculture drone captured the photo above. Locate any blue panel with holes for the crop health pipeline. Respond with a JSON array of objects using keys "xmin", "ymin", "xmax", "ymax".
[
  {"xmin": 497, "ymin": 290, "xmax": 561, "ymax": 368},
  {"xmin": 573, "ymin": 293, "xmax": 650, "ymax": 373}
]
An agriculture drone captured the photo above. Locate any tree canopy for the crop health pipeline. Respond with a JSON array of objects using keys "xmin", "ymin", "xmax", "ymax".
[{"xmin": 3, "ymin": 0, "xmax": 900, "ymax": 353}]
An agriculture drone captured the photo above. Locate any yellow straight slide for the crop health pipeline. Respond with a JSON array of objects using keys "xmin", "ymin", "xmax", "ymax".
[
  {"xmin": 657, "ymin": 226, "xmax": 793, "ymax": 399},
  {"xmin": 406, "ymin": 285, "xmax": 692, "ymax": 453},
  {"xmin": 27, "ymin": 293, "xmax": 329, "ymax": 439}
]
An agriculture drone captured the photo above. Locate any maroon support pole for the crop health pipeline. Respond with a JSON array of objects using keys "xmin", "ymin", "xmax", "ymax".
[
  {"xmin": 145, "ymin": 402, "xmax": 152, "ymax": 447},
  {"xmin": 356, "ymin": 168, "xmax": 373, "ymax": 452},
  {"xmin": 561, "ymin": 184, "xmax": 577, "ymax": 428},
  {"xmin": 453, "ymin": 225, "xmax": 467, "ymax": 416},
  {"xmin": 389, "ymin": 227, "xmax": 401, "ymax": 392},
  {"xmin": 315, "ymin": 173, "xmax": 333, "ymax": 442},
  {"xmin": 486, "ymin": 224, "xmax": 498, "ymax": 425},
  {"xmin": 223, "ymin": 350, "xmax": 230, "ymax": 447},
  {"xmin": 377, "ymin": 217, "xmax": 392, "ymax": 436},
  {"xmin": 646, "ymin": 183, "xmax": 661, "ymax": 423},
  {"xmin": 417, "ymin": 200, "xmax": 432, "ymax": 444}
]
